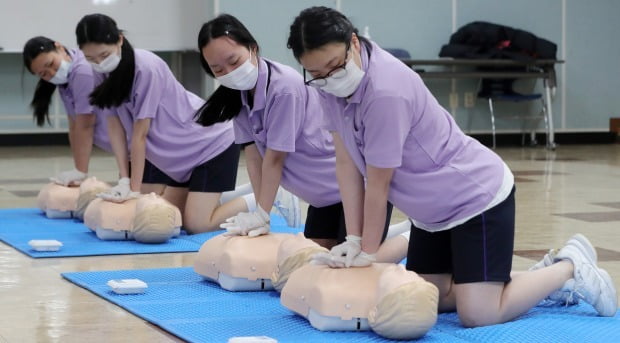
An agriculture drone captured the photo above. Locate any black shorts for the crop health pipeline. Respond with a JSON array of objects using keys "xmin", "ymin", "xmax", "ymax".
[
  {"xmin": 141, "ymin": 159, "xmax": 173, "ymax": 185},
  {"xmin": 304, "ymin": 201, "xmax": 393, "ymax": 244},
  {"xmin": 406, "ymin": 187, "xmax": 516, "ymax": 284},
  {"xmin": 166, "ymin": 143, "xmax": 241, "ymax": 193}
]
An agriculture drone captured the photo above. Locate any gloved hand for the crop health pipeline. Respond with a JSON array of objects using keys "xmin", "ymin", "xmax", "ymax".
[
  {"xmin": 310, "ymin": 251, "xmax": 346, "ymax": 268},
  {"xmin": 50, "ymin": 168, "xmax": 87, "ymax": 186},
  {"xmin": 345, "ymin": 251, "xmax": 376, "ymax": 267},
  {"xmin": 96, "ymin": 177, "xmax": 139, "ymax": 203},
  {"xmin": 221, "ymin": 206, "xmax": 270, "ymax": 237},
  {"xmin": 330, "ymin": 235, "xmax": 362, "ymax": 267},
  {"xmin": 312, "ymin": 250, "xmax": 376, "ymax": 268}
]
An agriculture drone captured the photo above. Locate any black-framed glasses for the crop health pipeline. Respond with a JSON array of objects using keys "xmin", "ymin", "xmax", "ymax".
[{"xmin": 304, "ymin": 43, "xmax": 350, "ymax": 87}]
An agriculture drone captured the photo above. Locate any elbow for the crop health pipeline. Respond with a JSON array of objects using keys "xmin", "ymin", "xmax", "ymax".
[
  {"xmin": 77, "ymin": 115, "xmax": 97, "ymax": 130},
  {"xmin": 130, "ymin": 134, "xmax": 148, "ymax": 151}
]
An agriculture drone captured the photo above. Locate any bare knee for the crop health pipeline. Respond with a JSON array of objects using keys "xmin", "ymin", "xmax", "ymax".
[
  {"xmin": 457, "ymin": 308, "xmax": 500, "ymax": 328},
  {"xmin": 183, "ymin": 212, "xmax": 220, "ymax": 234}
]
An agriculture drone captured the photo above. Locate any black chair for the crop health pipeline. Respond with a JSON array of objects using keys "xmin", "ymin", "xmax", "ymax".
[{"xmin": 477, "ymin": 78, "xmax": 548, "ymax": 148}]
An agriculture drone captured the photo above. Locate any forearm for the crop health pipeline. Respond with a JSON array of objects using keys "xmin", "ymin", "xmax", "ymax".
[
  {"xmin": 257, "ymin": 149, "xmax": 286, "ymax": 212},
  {"xmin": 244, "ymin": 144, "xmax": 263, "ymax": 197},
  {"xmin": 333, "ymin": 133, "xmax": 365, "ymax": 237},
  {"xmin": 361, "ymin": 167, "xmax": 394, "ymax": 254},
  {"xmin": 69, "ymin": 115, "xmax": 95, "ymax": 173},
  {"xmin": 106, "ymin": 116, "xmax": 130, "ymax": 178},
  {"xmin": 361, "ymin": 189, "xmax": 389, "ymax": 254},
  {"xmin": 129, "ymin": 136, "xmax": 147, "ymax": 192}
]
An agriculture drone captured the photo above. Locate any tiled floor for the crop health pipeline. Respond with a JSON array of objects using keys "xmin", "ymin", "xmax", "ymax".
[{"xmin": 1, "ymin": 144, "xmax": 619, "ymax": 342}]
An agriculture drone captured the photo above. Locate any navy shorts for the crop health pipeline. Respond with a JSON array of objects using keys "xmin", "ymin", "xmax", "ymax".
[
  {"xmin": 142, "ymin": 160, "xmax": 173, "ymax": 185},
  {"xmin": 304, "ymin": 201, "xmax": 393, "ymax": 244},
  {"xmin": 406, "ymin": 187, "xmax": 516, "ymax": 284},
  {"xmin": 166, "ymin": 143, "xmax": 240, "ymax": 193}
]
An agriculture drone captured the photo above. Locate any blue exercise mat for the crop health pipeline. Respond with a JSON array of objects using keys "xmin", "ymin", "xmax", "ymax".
[
  {"xmin": 62, "ymin": 266, "xmax": 620, "ymax": 343},
  {"xmin": 0, "ymin": 208, "xmax": 301, "ymax": 258}
]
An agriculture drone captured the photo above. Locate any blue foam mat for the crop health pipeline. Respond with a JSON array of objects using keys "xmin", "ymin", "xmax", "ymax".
[
  {"xmin": 62, "ymin": 266, "xmax": 620, "ymax": 343},
  {"xmin": 0, "ymin": 208, "xmax": 300, "ymax": 258}
]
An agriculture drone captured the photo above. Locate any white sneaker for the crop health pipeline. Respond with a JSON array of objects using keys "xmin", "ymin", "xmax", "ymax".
[
  {"xmin": 555, "ymin": 239, "xmax": 618, "ymax": 316},
  {"xmin": 530, "ymin": 248, "xmax": 579, "ymax": 305},
  {"xmin": 273, "ymin": 187, "xmax": 301, "ymax": 228},
  {"xmin": 529, "ymin": 234, "xmax": 599, "ymax": 306},
  {"xmin": 529, "ymin": 248, "xmax": 558, "ymax": 272}
]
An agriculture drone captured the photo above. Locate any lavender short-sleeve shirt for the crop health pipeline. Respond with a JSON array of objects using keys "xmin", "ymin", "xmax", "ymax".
[
  {"xmin": 98, "ymin": 49, "xmax": 234, "ymax": 183},
  {"xmin": 233, "ymin": 58, "xmax": 340, "ymax": 207},
  {"xmin": 323, "ymin": 41, "xmax": 512, "ymax": 231},
  {"xmin": 57, "ymin": 49, "xmax": 111, "ymax": 152}
]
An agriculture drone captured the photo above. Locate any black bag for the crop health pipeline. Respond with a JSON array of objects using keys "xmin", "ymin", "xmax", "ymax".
[{"xmin": 439, "ymin": 21, "xmax": 557, "ymax": 61}]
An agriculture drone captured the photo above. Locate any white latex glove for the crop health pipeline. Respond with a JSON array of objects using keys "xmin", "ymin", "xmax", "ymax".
[
  {"xmin": 330, "ymin": 235, "xmax": 362, "ymax": 267},
  {"xmin": 310, "ymin": 251, "xmax": 346, "ymax": 268},
  {"xmin": 96, "ymin": 177, "xmax": 139, "ymax": 203},
  {"xmin": 345, "ymin": 251, "xmax": 376, "ymax": 267},
  {"xmin": 50, "ymin": 168, "xmax": 87, "ymax": 186},
  {"xmin": 221, "ymin": 206, "xmax": 270, "ymax": 237}
]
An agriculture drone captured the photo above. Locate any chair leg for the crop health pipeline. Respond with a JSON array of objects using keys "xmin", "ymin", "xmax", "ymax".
[
  {"xmin": 488, "ymin": 98, "xmax": 496, "ymax": 149},
  {"xmin": 540, "ymin": 97, "xmax": 549, "ymax": 145}
]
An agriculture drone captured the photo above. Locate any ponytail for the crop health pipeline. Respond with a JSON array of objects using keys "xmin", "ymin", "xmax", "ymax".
[
  {"xmin": 195, "ymin": 86, "xmax": 242, "ymax": 126},
  {"xmin": 30, "ymin": 80, "xmax": 57, "ymax": 126}
]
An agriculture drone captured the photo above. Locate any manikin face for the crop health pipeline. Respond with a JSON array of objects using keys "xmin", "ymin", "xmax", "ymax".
[
  {"xmin": 201, "ymin": 36, "xmax": 257, "ymax": 77},
  {"xmin": 298, "ymin": 34, "xmax": 362, "ymax": 83},
  {"xmin": 80, "ymin": 36, "xmax": 123, "ymax": 64},
  {"xmin": 376, "ymin": 264, "xmax": 424, "ymax": 300},
  {"xmin": 135, "ymin": 192, "xmax": 166, "ymax": 211},
  {"xmin": 276, "ymin": 233, "xmax": 320, "ymax": 266},
  {"xmin": 29, "ymin": 43, "xmax": 71, "ymax": 82}
]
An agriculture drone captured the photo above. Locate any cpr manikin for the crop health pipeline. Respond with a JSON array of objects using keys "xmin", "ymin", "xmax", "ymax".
[
  {"xmin": 74, "ymin": 177, "xmax": 110, "ymax": 220},
  {"xmin": 133, "ymin": 193, "xmax": 183, "ymax": 243},
  {"xmin": 271, "ymin": 233, "xmax": 328, "ymax": 292},
  {"xmin": 281, "ymin": 263, "xmax": 439, "ymax": 340},
  {"xmin": 36, "ymin": 183, "xmax": 80, "ymax": 218},
  {"xmin": 84, "ymin": 193, "xmax": 182, "ymax": 243},
  {"xmin": 194, "ymin": 233, "xmax": 293, "ymax": 291}
]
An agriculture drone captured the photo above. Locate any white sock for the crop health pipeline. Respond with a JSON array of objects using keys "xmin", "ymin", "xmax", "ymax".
[
  {"xmin": 242, "ymin": 193, "xmax": 257, "ymax": 212},
  {"xmin": 219, "ymin": 183, "xmax": 253, "ymax": 205},
  {"xmin": 385, "ymin": 220, "xmax": 411, "ymax": 239},
  {"xmin": 399, "ymin": 230, "xmax": 411, "ymax": 242}
]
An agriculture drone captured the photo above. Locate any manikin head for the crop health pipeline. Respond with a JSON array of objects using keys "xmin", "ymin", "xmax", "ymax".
[
  {"xmin": 132, "ymin": 193, "xmax": 181, "ymax": 244},
  {"xmin": 271, "ymin": 233, "xmax": 328, "ymax": 292},
  {"xmin": 74, "ymin": 177, "xmax": 110, "ymax": 220},
  {"xmin": 368, "ymin": 264, "xmax": 439, "ymax": 340}
]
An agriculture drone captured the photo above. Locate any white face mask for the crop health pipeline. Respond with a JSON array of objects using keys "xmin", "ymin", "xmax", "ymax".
[
  {"xmin": 319, "ymin": 55, "xmax": 365, "ymax": 98},
  {"xmin": 48, "ymin": 59, "xmax": 72, "ymax": 85},
  {"xmin": 216, "ymin": 50, "xmax": 258, "ymax": 90},
  {"xmin": 90, "ymin": 52, "xmax": 121, "ymax": 74}
]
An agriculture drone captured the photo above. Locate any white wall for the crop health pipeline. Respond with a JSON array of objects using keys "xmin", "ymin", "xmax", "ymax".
[{"xmin": 0, "ymin": 0, "xmax": 208, "ymax": 52}]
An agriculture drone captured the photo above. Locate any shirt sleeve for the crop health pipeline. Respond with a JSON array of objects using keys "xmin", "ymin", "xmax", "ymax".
[
  {"xmin": 132, "ymin": 67, "xmax": 163, "ymax": 121},
  {"xmin": 70, "ymin": 68, "xmax": 95, "ymax": 115},
  {"xmin": 264, "ymin": 92, "xmax": 303, "ymax": 152},
  {"xmin": 233, "ymin": 115, "xmax": 254, "ymax": 145},
  {"xmin": 315, "ymin": 90, "xmax": 339, "ymax": 132},
  {"xmin": 362, "ymin": 95, "xmax": 413, "ymax": 168}
]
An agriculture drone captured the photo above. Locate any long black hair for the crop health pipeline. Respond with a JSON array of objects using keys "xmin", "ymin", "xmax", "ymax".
[
  {"xmin": 75, "ymin": 13, "xmax": 135, "ymax": 108},
  {"xmin": 287, "ymin": 6, "xmax": 370, "ymax": 62},
  {"xmin": 23, "ymin": 36, "xmax": 61, "ymax": 126},
  {"xmin": 195, "ymin": 14, "xmax": 259, "ymax": 126}
]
